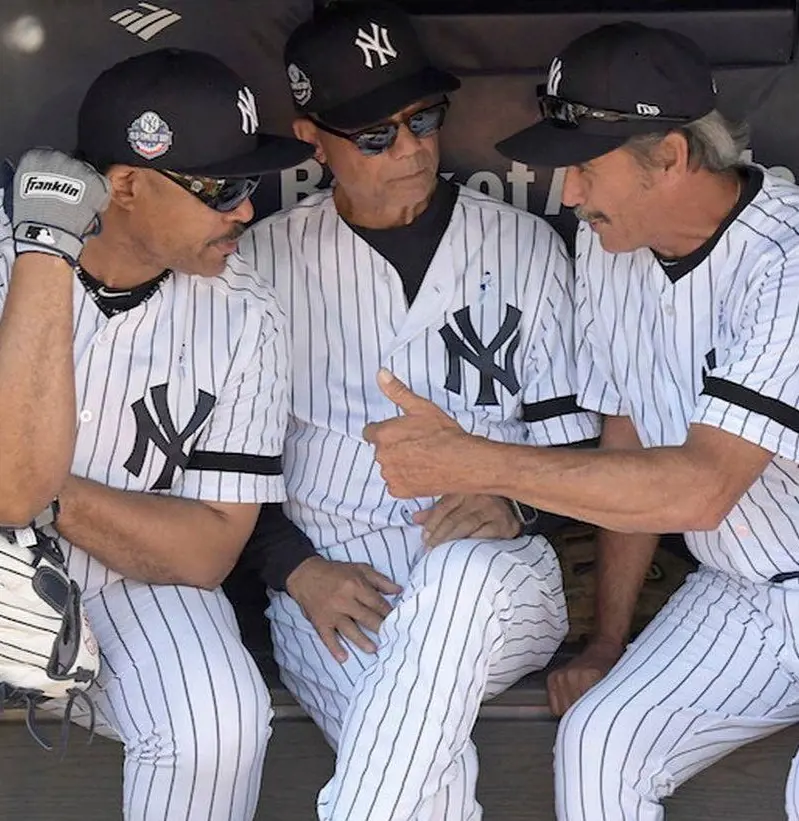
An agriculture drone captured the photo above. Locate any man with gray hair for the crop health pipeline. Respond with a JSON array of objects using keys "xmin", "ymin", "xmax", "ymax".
[{"xmin": 363, "ymin": 22, "xmax": 799, "ymax": 819}]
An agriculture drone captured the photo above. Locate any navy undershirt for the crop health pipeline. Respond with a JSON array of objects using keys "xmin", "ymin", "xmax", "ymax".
[{"xmin": 348, "ymin": 178, "xmax": 459, "ymax": 306}]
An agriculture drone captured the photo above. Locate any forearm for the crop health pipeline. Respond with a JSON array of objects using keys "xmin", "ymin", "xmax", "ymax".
[
  {"xmin": 0, "ymin": 255, "xmax": 76, "ymax": 523},
  {"xmin": 239, "ymin": 503, "xmax": 318, "ymax": 591},
  {"xmin": 458, "ymin": 437, "xmax": 718, "ymax": 533},
  {"xmin": 55, "ymin": 475, "xmax": 251, "ymax": 588},
  {"xmin": 592, "ymin": 528, "xmax": 659, "ymax": 649}
]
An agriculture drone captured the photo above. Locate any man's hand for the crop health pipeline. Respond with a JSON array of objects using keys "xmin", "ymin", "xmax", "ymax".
[
  {"xmin": 363, "ymin": 369, "xmax": 472, "ymax": 498},
  {"xmin": 13, "ymin": 149, "xmax": 111, "ymax": 265},
  {"xmin": 285, "ymin": 556, "xmax": 402, "ymax": 663},
  {"xmin": 546, "ymin": 639, "xmax": 623, "ymax": 717},
  {"xmin": 415, "ymin": 495, "xmax": 521, "ymax": 548}
]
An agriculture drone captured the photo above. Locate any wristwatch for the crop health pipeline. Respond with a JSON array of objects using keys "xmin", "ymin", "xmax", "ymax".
[{"xmin": 507, "ymin": 499, "xmax": 539, "ymax": 535}]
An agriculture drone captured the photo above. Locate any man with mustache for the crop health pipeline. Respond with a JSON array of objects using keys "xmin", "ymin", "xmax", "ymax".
[
  {"xmin": 364, "ymin": 22, "xmax": 799, "ymax": 820},
  {"xmin": 0, "ymin": 49, "xmax": 314, "ymax": 819},
  {"xmin": 240, "ymin": 2, "xmax": 598, "ymax": 818}
]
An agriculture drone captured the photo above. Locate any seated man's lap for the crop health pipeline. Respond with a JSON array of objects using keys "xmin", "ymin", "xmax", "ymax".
[
  {"xmin": 556, "ymin": 566, "xmax": 799, "ymax": 804},
  {"xmin": 83, "ymin": 581, "xmax": 272, "ymax": 752},
  {"xmin": 269, "ymin": 532, "xmax": 567, "ymax": 742}
]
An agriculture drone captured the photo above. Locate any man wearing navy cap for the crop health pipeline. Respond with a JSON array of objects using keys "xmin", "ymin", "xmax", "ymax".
[
  {"xmin": 364, "ymin": 22, "xmax": 799, "ymax": 819},
  {"xmin": 0, "ymin": 49, "xmax": 313, "ymax": 819},
  {"xmin": 242, "ymin": 2, "xmax": 599, "ymax": 819}
]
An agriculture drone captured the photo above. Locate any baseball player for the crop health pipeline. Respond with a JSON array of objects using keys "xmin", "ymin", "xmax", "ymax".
[
  {"xmin": 365, "ymin": 22, "xmax": 799, "ymax": 821},
  {"xmin": 0, "ymin": 50, "xmax": 313, "ymax": 820},
  {"xmin": 240, "ymin": 3, "xmax": 599, "ymax": 819}
]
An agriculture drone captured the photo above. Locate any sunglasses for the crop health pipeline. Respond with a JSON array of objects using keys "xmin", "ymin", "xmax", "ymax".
[
  {"xmin": 309, "ymin": 100, "xmax": 450, "ymax": 157},
  {"xmin": 158, "ymin": 169, "xmax": 260, "ymax": 212},
  {"xmin": 537, "ymin": 85, "xmax": 691, "ymax": 129}
]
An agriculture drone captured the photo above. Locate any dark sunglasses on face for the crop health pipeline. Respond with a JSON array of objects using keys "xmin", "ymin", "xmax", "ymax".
[
  {"xmin": 158, "ymin": 169, "xmax": 261, "ymax": 212},
  {"xmin": 536, "ymin": 85, "xmax": 691, "ymax": 129},
  {"xmin": 308, "ymin": 99, "xmax": 450, "ymax": 156}
]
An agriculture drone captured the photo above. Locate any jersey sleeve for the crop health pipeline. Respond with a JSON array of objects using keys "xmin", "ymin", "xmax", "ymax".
[
  {"xmin": 574, "ymin": 224, "xmax": 629, "ymax": 417},
  {"xmin": 174, "ymin": 298, "xmax": 290, "ymax": 504},
  {"xmin": 693, "ymin": 252, "xmax": 799, "ymax": 461},
  {"xmin": 520, "ymin": 222, "xmax": 600, "ymax": 445}
]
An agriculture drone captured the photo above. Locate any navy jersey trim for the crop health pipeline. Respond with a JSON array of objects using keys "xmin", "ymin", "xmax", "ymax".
[
  {"xmin": 653, "ymin": 165, "xmax": 763, "ymax": 283},
  {"xmin": 702, "ymin": 376, "xmax": 799, "ymax": 434},
  {"xmin": 522, "ymin": 394, "xmax": 582, "ymax": 422},
  {"xmin": 186, "ymin": 451, "xmax": 283, "ymax": 475}
]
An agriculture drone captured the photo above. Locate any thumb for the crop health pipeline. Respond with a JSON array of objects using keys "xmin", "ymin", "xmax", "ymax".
[{"xmin": 377, "ymin": 369, "xmax": 435, "ymax": 415}]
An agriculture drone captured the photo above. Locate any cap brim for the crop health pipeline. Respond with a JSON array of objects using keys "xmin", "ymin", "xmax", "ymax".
[
  {"xmin": 180, "ymin": 133, "xmax": 315, "ymax": 177},
  {"xmin": 496, "ymin": 120, "xmax": 629, "ymax": 167},
  {"xmin": 319, "ymin": 66, "xmax": 461, "ymax": 129}
]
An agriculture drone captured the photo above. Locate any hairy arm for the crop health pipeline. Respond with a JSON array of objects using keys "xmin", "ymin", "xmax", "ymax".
[
  {"xmin": 56, "ymin": 475, "xmax": 260, "ymax": 589},
  {"xmin": 456, "ymin": 421, "xmax": 772, "ymax": 534},
  {"xmin": 0, "ymin": 254, "xmax": 76, "ymax": 524}
]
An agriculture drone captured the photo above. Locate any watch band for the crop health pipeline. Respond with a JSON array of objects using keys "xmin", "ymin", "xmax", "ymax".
[{"xmin": 508, "ymin": 498, "xmax": 539, "ymax": 533}]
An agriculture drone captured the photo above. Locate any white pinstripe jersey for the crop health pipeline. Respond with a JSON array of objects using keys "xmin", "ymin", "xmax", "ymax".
[
  {"xmin": 575, "ymin": 167, "xmax": 799, "ymax": 583},
  {"xmin": 243, "ymin": 185, "xmax": 599, "ymax": 556},
  {"xmin": 0, "ymin": 194, "xmax": 289, "ymax": 596}
]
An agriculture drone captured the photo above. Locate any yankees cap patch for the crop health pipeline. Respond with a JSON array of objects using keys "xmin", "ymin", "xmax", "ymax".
[
  {"xmin": 127, "ymin": 110, "xmax": 173, "ymax": 160},
  {"xmin": 20, "ymin": 173, "xmax": 86, "ymax": 204}
]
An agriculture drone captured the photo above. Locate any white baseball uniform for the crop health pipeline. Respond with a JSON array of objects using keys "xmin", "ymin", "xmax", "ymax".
[
  {"xmin": 243, "ymin": 183, "xmax": 599, "ymax": 821},
  {"xmin": 557, "ymin": 166, "xmax": 799, "ymax": 821},
  {"xmin": 0, "ymin": 190, "xmax": 289, "ymax": 821}
]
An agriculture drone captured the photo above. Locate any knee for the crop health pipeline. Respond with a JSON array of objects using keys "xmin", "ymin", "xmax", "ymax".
[
  {"xmin": 555, "ymin": 690, "xmax": 632, "ymax": 783},
  {"xmin": 132, "ymin": 673, "xmax": 273, "ymax": 777}
]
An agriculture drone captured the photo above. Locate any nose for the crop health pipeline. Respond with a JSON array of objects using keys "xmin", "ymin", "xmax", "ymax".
[
  {"xmin": 388, "ymin": 122, "xmax": 423, "ymax": 159},
  {"xmin": 225, "ymin": 197, "xmax": 254, "ymax": 224},
  {"xmin": 561, "ymin": 166, "xmax": 585, "ymax": 208}
]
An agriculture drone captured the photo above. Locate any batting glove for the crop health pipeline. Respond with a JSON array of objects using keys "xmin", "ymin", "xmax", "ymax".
[{"xmin": 12, "ymin": 148, "xmax": 111, "ymax": 265}]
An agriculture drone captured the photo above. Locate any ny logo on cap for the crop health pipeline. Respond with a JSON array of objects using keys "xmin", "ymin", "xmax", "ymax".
[
  {"xmin": 237, "ymin": 87, "xmax": 259, "ymax": 135},
  {"xmin": 546, "ymin": 57, "xmax": 563, "ymax": 97},
  {"xmin": 354, "ymin": 22, "xmax": 397, "ymax": 69}
]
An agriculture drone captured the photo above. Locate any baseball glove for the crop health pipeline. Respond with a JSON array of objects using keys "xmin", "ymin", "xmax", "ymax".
[
  {"xmin": 551, "ymin": 524, "xmax": 695, "ymax": 645},
  {"xmin": 0, "ymin": 525, "xmax": 100, "ymax": 749}
]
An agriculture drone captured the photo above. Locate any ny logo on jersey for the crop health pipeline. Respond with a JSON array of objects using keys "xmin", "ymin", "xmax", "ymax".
[
  {"xmin": 237, "ymin": 87, "xmax": 259, "ymax": 135},
  {"xmin": 124, "ymin": 384, "xmax": 216, "ymax": 490},
  {"xmin": 354, "ymin": 22, "xmax": 398, "ymax": 68},
  {"xmin": 439, "ymin": 304, "xmax": 522, "ymax": 406}
]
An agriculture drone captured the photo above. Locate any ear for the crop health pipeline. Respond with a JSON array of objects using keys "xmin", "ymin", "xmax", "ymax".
[
  {"xmin": 292, "ymin": 117, "xmax": 326, "ymax": 165},
  {"xmin": 104, "ymin": 165, "xmax": 139, "ymax": 211},
  {"xmin": 658, "ymin": 131, "xmax": 690, "ymax": 178}
]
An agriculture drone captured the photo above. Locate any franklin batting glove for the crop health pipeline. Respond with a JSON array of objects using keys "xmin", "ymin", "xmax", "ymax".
[{"xmin": 12, "ymin": 148, "xmax": 111, "ymax": 266}]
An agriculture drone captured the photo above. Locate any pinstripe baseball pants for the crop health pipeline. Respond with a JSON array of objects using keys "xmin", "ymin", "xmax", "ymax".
[
  {"xmin": 555, "ymin": 566, "xmax": 799, "ymax": 820},
  {"xmin": 269, "ymin": 533, "xmax": 567, "ymax": 821},
  {"xmin": 48, "ymin": 580, "xmax": 272, "ymax": 821}
]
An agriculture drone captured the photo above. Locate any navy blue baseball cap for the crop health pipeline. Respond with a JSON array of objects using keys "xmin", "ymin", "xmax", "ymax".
[
  {"xmin": 284, "ymin": 1, "xmax": 461, "ymax": 129},
  {"xmin": 497, "ymin": 22, "xmax": 717, "ymax": 167},
  {"xmin": 77, "ymin": 48, "xmax": 314, "ymax": 176}
]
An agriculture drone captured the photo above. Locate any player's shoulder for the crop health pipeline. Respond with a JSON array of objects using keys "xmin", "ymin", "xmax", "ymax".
[
  {"xmin": 184, "ymin": 253, "xmax": 286, "ymax": 323},
  {"xmin": 248, "ymin": 188, "xmax": 334, "ymax": 239},
  {"xmin": 454, "ymin": 182, "xmax": 561, "ymax": 236},
  {"xmin": 742, "ymin": 167, "xmax": 799, "ymax": 253}
]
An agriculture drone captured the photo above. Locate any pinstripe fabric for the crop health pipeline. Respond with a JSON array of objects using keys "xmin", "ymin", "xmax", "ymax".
[
  {"xmin": 244, "ymin": 185, "xmax": 596, "ymax": 820},
  {"xmin": 0, "ymin": 195, "xmax": 286, "ymax": 820},
  {"xmin": 559, "ymin": 168, "xmax": 799, "ymax": 820},
  {"xmin": 556, "ymin": 568, "xmax": 799, "ymax": 820},
  {"xmin": 575, "ymin": 169, "xmax": 799, "ymax": 583}
]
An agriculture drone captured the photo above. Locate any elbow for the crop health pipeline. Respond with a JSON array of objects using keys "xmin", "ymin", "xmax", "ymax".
[
  {"xmin": 0, "ymin": 486, "xmax": 54, "ymax": 528},
  {"xmin": 675, "ymin": 488, "xmax": 735, "ymax": 533},
  {"xmin": 183, "ymin": 554, "xmax": 240, "ymax": 591}
]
